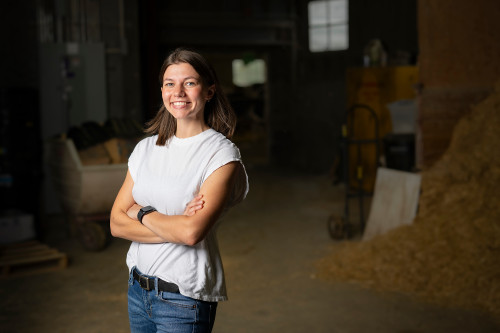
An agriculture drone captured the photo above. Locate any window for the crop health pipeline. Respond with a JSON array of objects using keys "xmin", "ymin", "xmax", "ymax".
[
  {"xmin": 308, "ymin": 0, "xmax": 348, "ymax": 52},
  {"xmin": 232, "ymin": 59, "xmax": 266, "ymax": 87}
]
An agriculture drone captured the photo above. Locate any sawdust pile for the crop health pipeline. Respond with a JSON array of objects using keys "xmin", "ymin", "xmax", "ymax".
[{"xmin": 318, "ymin": 82, "xmax": 500, "ymax": 318}]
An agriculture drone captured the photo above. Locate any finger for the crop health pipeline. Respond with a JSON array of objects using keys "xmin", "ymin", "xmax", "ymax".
[
  {"xmin": 188, "ymin": 204, "xmax": 202, "ymax": 214},
  {"xmin": 194, "ymin": 204, "xmax": 204, "ymax": 212},
  {"xmin": 186, "ymin": 203, "xmax": 204, "ymax": 216},
  {"xmin": 187, "ymin": 199, "xmax": 204, "ymax": 209},
  {"xmin": 192, "ymin": 194, "xmax": 203, "ymax": 203}
]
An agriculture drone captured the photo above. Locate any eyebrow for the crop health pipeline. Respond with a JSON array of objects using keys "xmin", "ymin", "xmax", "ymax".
[{"xmin": 163, "ymin": 76, "xmax": 199, "ymax": 82}]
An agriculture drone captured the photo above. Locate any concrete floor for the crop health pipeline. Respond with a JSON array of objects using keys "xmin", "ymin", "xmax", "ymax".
[{"xmin": 1, "ymin": 167, "xmax": 499, "ymax": 332}]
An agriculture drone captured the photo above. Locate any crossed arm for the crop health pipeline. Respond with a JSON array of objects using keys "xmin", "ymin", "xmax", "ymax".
[{"xmin": 110, "ymin": 162, "xmax": 241, "ymax": 246}]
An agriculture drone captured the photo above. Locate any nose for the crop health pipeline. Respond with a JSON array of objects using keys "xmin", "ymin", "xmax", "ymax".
[{"xmin": 174, "ymin": 85, "xmax": 185, "ymax": 97}]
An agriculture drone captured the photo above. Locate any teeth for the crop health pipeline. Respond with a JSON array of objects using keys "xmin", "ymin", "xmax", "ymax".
[{"xmin": 173, "ymin": 102, "xmax": 187, "ymax": 106}]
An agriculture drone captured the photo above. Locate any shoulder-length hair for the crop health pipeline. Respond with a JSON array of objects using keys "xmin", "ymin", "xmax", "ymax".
[{"xmin": 145, "ymin": 47, "xmax": 236, "ymax": 146}]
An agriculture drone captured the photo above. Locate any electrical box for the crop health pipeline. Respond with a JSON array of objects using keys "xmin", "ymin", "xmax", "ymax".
[{"xmin": 39, "ymin": 42, "xmax": 107, "ymax": 139}]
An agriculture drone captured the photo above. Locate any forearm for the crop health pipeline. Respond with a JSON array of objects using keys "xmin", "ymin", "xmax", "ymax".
[
  {"xmin": 141, "ymin": 212, "xmax": 205, "ymax": 246},
  {"xmin": 112, "ymin": 193, "xmax": 206, "ymax": 244},
  {"xmin": 110, "ymin": 208, "xmax": 166, "ymax": 243},
  {"xmin": 111, "ymin": 162, "xmax": 238, "ymax": 246},
  {"xmin": 110, "ymin": 170, "xmax": 169, "ymax": 243},
  {"xmin": 138, "ymin": 162, "xmax": 240, "ymax": 246}
]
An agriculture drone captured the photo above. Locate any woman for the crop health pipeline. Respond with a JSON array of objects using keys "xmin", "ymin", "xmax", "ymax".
[{"xmin": 110, "ymin": 48, "xmax": 248, "ymax": 332}]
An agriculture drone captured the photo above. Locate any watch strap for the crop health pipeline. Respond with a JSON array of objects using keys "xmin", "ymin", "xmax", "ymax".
[{"xmin": 137, "ymin": 206, "xmax": 156, "ymax": 224}]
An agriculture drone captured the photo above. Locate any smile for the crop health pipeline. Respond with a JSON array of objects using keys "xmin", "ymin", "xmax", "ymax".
[{"xmin": 172, "ymin": 102, "xmax": 188, "ymax": 106}]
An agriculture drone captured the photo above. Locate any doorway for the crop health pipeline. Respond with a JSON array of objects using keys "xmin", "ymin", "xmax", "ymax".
[{"xmin": 205, "ymin": 52, "xmax": 270, "ymax": 167}]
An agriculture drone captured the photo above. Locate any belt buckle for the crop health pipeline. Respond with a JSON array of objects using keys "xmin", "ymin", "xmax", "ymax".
[{"xmin": 139, "ymin": 275, "xmax": 152, "ymax": 291}]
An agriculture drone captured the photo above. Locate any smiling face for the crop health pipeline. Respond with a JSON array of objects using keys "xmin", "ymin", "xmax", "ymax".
[{"xmin": 161, "ymin": 62, "xmax": 215, "ymax": 123}]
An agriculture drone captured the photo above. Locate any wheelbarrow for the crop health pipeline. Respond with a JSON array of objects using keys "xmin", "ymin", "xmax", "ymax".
[{"xmin": 47, "ymin": 138, "xmax": 127, "ymax": 251}]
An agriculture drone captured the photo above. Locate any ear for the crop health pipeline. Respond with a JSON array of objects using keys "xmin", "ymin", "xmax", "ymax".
[{"xmin": 207, "ymin": 84, "xmax": 215, "ymax": 100}]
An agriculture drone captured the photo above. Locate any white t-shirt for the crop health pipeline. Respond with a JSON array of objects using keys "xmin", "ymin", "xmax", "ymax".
[{"xmin": 126, "ymin": 128, "xmax": 248, "ymax": 302}]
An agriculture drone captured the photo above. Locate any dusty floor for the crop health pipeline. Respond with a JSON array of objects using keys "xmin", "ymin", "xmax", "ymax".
[{"xmin": 1, "ymin": 167, "xmax": 499, "ymax": 332}]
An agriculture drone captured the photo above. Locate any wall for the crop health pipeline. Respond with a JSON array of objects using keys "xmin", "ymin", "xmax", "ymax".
[
  {"xmin": 1, "ymin": 0, "xmax": 142, "ymax": 130},
  {"xmin": 294, "ymin": 0, "xmax": 417, "ymax": 172},
  {"xmin": 101, "ymin": 0, "xmax": 142, "ymax": 121},
  {"xmin": 5, "ymin": 0, "xmax": 143, "ymax": 128},
  {"xmin": 1, "ymin": 0, "xmax": 419, "ymax": 175},
  {"xmin": 0, "ymin": 1, "xmax": 42, "ymax": 221},
  {"xmin": 139, "ymin": 0, "xmax": 297, "ymax": 169},
  {"xmin": 417, "ymin": 0, "xmax": 500, "ymax": 168},
  {"xmin": 139, "ymin": 0, "xmax": 418, "ymax": 173},
  {"xmin": 0, "ymin": 0, "xmax": 39, "ymax": 88},
  {"xmin": 0, "ymin": 0, "xmax": 142, "ymax": 216}
]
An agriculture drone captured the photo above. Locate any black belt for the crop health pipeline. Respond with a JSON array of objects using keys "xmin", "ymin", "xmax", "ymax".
[{"xmin": 133, "ymin": 268, "xmax": 180, "ymax": 293}]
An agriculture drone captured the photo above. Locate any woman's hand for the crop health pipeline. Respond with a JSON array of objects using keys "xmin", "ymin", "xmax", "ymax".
[{"xmin": 184, "ymin": 194, "xmax": 204, "ymax": 216}]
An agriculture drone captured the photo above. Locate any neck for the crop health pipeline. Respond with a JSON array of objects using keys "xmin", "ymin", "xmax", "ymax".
[{"xmin": 175, "ymin": 120, "xmax": 209, "ymax": 138}]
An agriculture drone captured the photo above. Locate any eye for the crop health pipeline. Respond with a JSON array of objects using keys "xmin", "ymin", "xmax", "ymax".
[
  {"xmin": 164, "ymin": 82, "xmax": 174, "ymax": 88},
  {"xmin": 185, "ymin": 81, "xmax": 196, "ymax": 87}
]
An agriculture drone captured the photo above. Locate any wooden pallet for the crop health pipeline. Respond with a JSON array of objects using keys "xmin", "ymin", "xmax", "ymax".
[{"xmin": 0, "ymin": 240, "xmax": 69, "ymax": 278}]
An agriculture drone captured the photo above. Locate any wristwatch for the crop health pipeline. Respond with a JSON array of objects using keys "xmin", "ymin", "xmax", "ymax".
[{"xmin": 137, "ymin": 206, "xmax": 157, "ymax": 224}]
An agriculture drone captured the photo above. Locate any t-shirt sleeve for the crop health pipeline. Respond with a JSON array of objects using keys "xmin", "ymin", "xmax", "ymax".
[
  {"xmin": 203, "ymin": 146, "xmax": 249, "ymax": 206},
  {"xmin": 128, "ymin": 139, "xmax": 145, "ymax": 182}
]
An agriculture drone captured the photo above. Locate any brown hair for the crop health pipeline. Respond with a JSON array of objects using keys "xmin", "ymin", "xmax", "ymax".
[{"xmin": 145, "ymin": 48, "xmax": 236, "ymax": 145}]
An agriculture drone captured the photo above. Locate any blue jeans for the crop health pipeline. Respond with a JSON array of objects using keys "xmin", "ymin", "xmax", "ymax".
[{"xmin": 128, "ymin": 267, "xmax": 218, "ymax": 333}]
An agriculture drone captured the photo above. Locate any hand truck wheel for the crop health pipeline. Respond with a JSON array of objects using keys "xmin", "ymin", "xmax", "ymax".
[{"xmin": 327, "ymin": 214, "xmax": 349, "ymax": 240}]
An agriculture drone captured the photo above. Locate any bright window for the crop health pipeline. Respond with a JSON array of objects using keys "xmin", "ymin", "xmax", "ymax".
[
  {"xmin": 232, "ymin": 59, "xmax": 266, "ymax": 87},
  {"xmin": 308, "ymin": 0, "xmax": 348, "ymax": 52}
]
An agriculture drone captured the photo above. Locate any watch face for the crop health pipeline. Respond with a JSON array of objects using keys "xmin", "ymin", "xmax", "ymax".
[
  {"xmin": 142, "ymin": 206, "xmax": 155, "ymax": 213},
  {"xmin": 138, "ymin": 206, "xmax": 156, "ymax": 223}
]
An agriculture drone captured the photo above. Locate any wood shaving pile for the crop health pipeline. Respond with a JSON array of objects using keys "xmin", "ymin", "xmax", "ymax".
[{"xmin": 318, "ymin": 82, "xmax": 500, "ymax": 318}]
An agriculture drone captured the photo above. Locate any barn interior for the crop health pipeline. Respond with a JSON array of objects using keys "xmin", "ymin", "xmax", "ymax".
[{"xmin": 1, "ymin": 0, "xmax": 499, "ymax": 332}]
